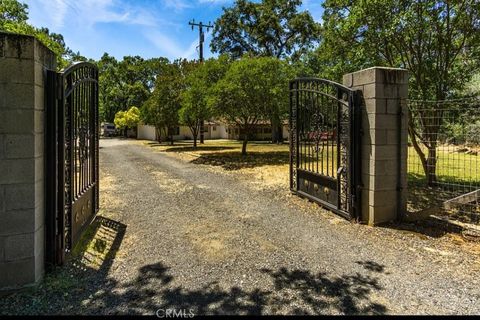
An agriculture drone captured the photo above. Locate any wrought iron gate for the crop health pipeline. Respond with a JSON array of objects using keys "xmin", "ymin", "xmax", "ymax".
[
  {"xmin": 289, "ymin": 78, "xmax": 362, "ymax": 220},
  {"xmin": 46, "ymin": 62, "xmax": 99, "ymax": 266}
]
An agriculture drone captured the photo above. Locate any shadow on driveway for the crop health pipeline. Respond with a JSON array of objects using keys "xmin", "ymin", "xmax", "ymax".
[{"xmin": 0, "ymin": 213, "xmax": 388, "ymax": 316}]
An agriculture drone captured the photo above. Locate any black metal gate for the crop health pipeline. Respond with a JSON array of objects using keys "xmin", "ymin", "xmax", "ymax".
[
  {"xmin": 46, "ymin": 62, "xmax": 99, "ymax": 266},
  {"xmin": 289, "ymin": 78, "xmax": 362, "ymax": 220}
]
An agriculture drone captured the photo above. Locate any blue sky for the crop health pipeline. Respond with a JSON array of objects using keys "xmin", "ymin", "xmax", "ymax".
[{"xmin": 25, "ymin": 0, "xmax": 324, "ymax": 61}]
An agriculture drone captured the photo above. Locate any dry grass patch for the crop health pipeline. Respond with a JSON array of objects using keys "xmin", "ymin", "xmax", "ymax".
[{"xmin": 143, "ymin": 139, "xmax": 291, "ymax": 190}]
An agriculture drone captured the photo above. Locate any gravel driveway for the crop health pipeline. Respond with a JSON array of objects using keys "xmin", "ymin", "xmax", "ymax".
[{"xmin": 1, "ymin": 138, "xmax": 479, "ymax": 315}]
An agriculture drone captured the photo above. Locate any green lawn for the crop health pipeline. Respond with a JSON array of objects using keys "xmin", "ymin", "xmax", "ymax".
[
  {"xmin": 407, "ymin": 146, "xmax": 480, "ymax": 220},
  {"xmin": 407, "ymin": 146, "xmax": 480, "ymax": 187},
  {"xmin": 143, "ymin": 139, "xmax": 480, "ymax": 219},
  {"xmin": 142, "ymin": 139, "xmax": 480, "ymax": 187},
  {"xmin": 144, "ymin": 139, "xmax": 340, "ymax": 174}
]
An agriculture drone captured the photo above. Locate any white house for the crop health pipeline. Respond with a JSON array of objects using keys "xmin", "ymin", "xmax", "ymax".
[{"xmin": 137, "ymin": 120, "xmax": 289, "ymax": 142}]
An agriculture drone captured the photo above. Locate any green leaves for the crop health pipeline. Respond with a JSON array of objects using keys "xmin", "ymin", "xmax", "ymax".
[
  {"xmin": 114, "ymin": 106, "xmax": 140, "ymax": 130},
  {"xmin": 0, "ymin": 0, "xmax": 27, "ymax": 24},
  {"xmin": 0, "ymin": 0, "xmax": 88, "ymax": 69},
  {"xmin": 209, "ymin": 55, "xmax": 293, "ymax": 127},
  {"xmin": 313, "ymin": 0, "xmax": 480, "ymax": 100},
  {"xmin": 98, "ymin": 54, "xmax": 167, "ymax": 123},
  {"xmin": 179, "ymin": 62, "xmax": 209, "ymax": 128},
  {"xmin": 142, "ymin": 60, "xmax": 190, "ymax": 136},
  {"xmin": 210, "ymin": 0, "xmax": 320, "ymax": 60}
]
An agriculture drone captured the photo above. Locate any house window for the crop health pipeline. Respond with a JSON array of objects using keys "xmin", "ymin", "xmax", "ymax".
[{"xmin": 213, "ymin": 126, "xmax": 216, "ymax": 131}]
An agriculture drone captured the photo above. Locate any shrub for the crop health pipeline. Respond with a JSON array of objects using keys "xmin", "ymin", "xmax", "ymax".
[
  {"xmin": 440, "ymin": 122, "xmax": 466, "ymax": 145},
  {"xmin": 466, "ymin": 121, "xmax": 480, "ymax": 145}
]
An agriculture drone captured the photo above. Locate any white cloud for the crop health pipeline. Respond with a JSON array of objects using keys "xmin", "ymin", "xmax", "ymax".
[
  {"xmin": 50, "ymin": 0, "xmax": 68, "ymax": 28},
  {"xmin": 27, "ymin": 0, "xmax": 160, "ymax": 30},
  {"xmin": 144, "ymin": 30, "xmax": 200, "ymax": 60},
  {"xmin": 198, "ymin": 0, "xmax": 232, "ymax": 3},
  {"xmin": 163, "ymin": 0, "xmax": 193, "ymax": 12},
  {"xmin": 24, "ymin": 0, "xmax": 216, "ymax": 60}
]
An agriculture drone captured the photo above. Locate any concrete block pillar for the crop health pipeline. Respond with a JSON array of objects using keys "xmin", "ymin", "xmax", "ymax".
[
  {"xmin": 0, "ymin": 32, "xmax": 56, "ymax": 290},
  {"xmin": 343, "ymin": 67, "xmax": 409, "ymax": 225}
]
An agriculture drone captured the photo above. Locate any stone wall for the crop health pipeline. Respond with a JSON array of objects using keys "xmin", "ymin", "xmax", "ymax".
[
  {"xmin": 343, "ymin": 67, "xmax": 409, "ymax": 225},
  {"xmin": 0, "ymin": 32, "xmax": 56, "ymax": 290}
]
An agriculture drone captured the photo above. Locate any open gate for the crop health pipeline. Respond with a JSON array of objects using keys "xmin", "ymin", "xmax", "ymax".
[
  {"xmin": 289, "ymin": 78, "xmax": 362, "ymax": 220},
  {"xmin": 46, "ymin": 62, "xmax": 99, "ymax": 266}
]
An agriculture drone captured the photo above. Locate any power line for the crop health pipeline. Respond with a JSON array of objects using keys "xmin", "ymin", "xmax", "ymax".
[
  {"xmin": 188, "ymin": 19, "xmax": 213, "ymax": 62},
  {"xmin": 189, "ymin": 19, "xmax": 213, "ymax": 144}
]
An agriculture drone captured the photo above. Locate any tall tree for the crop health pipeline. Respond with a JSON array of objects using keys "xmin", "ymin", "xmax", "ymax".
[
  {"xmin": 315, "ymin": 0, "xmax": 480, "ymax": 185},
  {"xmin": 179, "ymin": 56, "xmax": 231, "ymax": 148},
  {"xmin": 98, "ymin": 53, "xmax": 121, "ymax": 122},
  {"xmin": 97, "ymin": 54, "xmax": 168, "ymax": 123},
  {"xmin": 211, "ymin": 0, "xmax": 320, "ymax": 60},
  {"xmin": 317, "ymin": 0, "xmax": 480, "ymax": 99},
  {"xmin": 209, "ymin": 56, "xmax": 292, "ymax": 155},
  {"xmin": 142, "ymin": 60, "xmax": 188, "ymax": 145},
  {"xmin": 211, "ymin": 0, "xmax": 318, "ymax": 143}
]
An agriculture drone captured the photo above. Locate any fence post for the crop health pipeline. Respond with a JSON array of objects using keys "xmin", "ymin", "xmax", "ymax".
[
  {"xmin": 343, "ymin": 67, "xmax": 409, "ymax": 225},
  {"xmin": 0, "ymin": 32, "xmax": 56, "ymax": 290}
]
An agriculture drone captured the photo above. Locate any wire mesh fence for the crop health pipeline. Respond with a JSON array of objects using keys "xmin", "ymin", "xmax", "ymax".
[{"xmin": 407, "ymin": 97, "xmax": 480, "ymax": 224}]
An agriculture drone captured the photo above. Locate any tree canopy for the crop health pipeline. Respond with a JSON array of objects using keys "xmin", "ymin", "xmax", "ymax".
[
  {"xmin": 311, "ymin": 0, "xmax": 480, "ymax": 100},
  {"xmin": 179, "ymin": 56, "xmax": 231, "ymax": 148},
  {"xmin": 142, "ymin": 59, "xmax": 193, "ymax": 144},
  {"xmin": 308, "ymin": 0, "xmax": 480, "ymax": 186},
  {"xmin": 98, "ymin": 54, "xmax": 168, "ymax": 123},
  {"xmin": 0, "ymin": 0, "xmax": 86, "ymax": 69},
  {"xmin": 209, "ymin": 55, "xmax": 293, "ymax": 154},
  {"xmin": 210, "ymin": 0, "xmax": 320, "ymax": 61},
  {"xmin": 114, "ymin": 106, "xmax": 141, "ymax": 136}
]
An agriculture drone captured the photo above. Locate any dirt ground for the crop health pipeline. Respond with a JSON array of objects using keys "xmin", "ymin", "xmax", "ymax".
[{"xmin": 1, "ymin": 138, "xmax": 479, "ymax": 315}]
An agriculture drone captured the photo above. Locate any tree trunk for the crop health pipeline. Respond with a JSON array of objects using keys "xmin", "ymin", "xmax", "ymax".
[
  {"xmin": 271, "ymin": 124, "xmax": 278, "ymax": 143},
  {"xmin": 242, "ymin": 134, "xmax": 248, "ymax": 155},
  {"xmin": 426, "ymin": 146, "xmax": 437, "ymax": 186},
  {"xmin": 124, "ymin": 127, "xmax": 127, "ymax": 138},
  {"xmin": 277, "ymin": 124, "xmax": 283, "ymax": 144},
  {"xmin": 200, "ymin": 119, "xmax": 205, "ymax": 144},
  {"xmin": 270, "ymin": 115, "xmax": 280, "ymax": 143},
  {"xmin": 409, "ymin": 129, "xmax": 438, "ymax": 187},
  {"xmin": 193, "ymin": 127, "xmax": 198, "ymax": 149},
  {"xmin": 189, "ymin": 124, "xmax": 199, "ymax": 149},
  {"xmin": 156, "ymin": 128, "xmax": 162, "ymax": 143},
  {"xmin": 242, "ymin": 125, "xmax": 249, "ymax": 156},
  {"xmin": 169, "ymin": 127, "xmax": 174, "ymax": 146}
]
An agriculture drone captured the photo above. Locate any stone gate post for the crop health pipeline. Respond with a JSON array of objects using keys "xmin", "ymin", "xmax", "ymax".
[
  {"xmin": 0, "ymin": 32, "xmax": 56, "ymax": 290},
  {"xmin": 343, "ymin": 67, "xmax": 409, "ymax": 225}
]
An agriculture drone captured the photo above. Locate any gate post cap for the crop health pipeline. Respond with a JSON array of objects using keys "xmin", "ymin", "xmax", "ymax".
[{"xmin": 343, "ymin": 67, "xmax": 409, "ymax": 87}]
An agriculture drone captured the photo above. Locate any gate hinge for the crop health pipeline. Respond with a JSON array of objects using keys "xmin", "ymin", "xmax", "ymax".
[
  {"xmin": 55, "ymin": 73, "xmax": 63, "ymax": 99},
  {"xmin": 350, "ymin": 194, "xmax": 357, "ymax": 209}
]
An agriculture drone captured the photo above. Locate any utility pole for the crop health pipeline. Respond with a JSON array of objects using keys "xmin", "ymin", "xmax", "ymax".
[{"xmin": 189, "ymin": 19, "xmax": 213, "ymax": 144}]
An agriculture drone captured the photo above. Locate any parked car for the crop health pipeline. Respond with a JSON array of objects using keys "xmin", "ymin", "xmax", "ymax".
[{"xmin": 101, "ymin": 123, "xmax": 116, "ymax": 137}]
